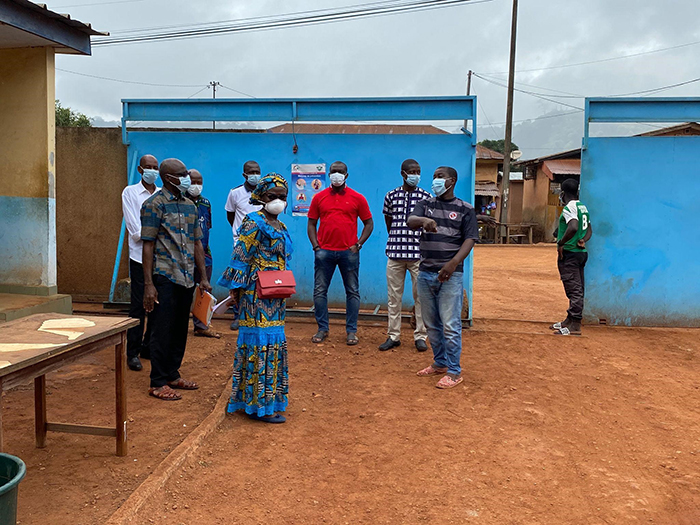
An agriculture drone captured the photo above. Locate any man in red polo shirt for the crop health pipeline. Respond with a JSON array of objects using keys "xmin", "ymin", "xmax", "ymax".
[{"xmin": 308, "ymin": 161, "xmax": 374, "ymax": 346}]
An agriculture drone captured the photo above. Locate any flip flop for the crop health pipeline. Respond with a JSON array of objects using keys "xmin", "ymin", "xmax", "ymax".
[
  {"xmin": 148, "ymin": 386, "xmax": 182, "ymax": 401},
  {"xmin": 167, "ymin": 378, "xmax": 199, "ymax": 390},
  {"xmin": 311, "ymin": 331, "xmax": 329, "ymax": 343},
  {"xmin": 346, "ymin": 333, "xmax": 359, "ymax": 346},
  {"xmin": 553, "ymin": 327, "xmax": 581, "ymax": 336},
  {"xmin": 248, "ymin": 413, "xmax": 286, "ymax": 424}
]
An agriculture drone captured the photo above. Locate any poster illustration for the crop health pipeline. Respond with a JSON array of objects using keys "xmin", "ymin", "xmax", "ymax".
[{"xmin": 291, "ymin": 163, "xmax": 326, "ymax": 216}]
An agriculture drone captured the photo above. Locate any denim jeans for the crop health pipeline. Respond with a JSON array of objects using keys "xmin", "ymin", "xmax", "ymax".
[
  {"xmin": 313, "ymin": 249, "xmax": 360, "ymax": 333},
  {"xmin": 417, "ymin": 270, "xmax": 464, "ymax": 377}
]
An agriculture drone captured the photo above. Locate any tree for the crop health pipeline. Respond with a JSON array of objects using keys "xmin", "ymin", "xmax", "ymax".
[
  {"xmin": 55, "ymin": 100, "xmax": 92, "ymax": 127},
  {"xmin": 478, "ymin": 139, "xmax": 519, "ymax": 155}
]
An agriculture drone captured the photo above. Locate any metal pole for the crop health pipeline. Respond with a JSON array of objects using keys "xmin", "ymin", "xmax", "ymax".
[
  {"xmin": 467, "ymin": 70, "xmax": 472, "ymax": 96},
  {"xmin": 500, "ymin": 0, "xmax": 518, "ymax": 228},
  {"xmin": 209, "ymin": 81, "xmax": 220, "ymax": 130}
]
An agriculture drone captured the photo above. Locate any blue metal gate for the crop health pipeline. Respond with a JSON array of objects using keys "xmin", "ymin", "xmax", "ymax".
[
  {"xmin": 114, "ymin": 97, "xmax": 478, "ymax": 318},
  {"xmin": 581, "ymin": 98, "xmax": 700, "ymax": 326}
]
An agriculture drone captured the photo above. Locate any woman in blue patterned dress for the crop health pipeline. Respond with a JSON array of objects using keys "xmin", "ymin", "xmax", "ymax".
[{"xmin": 218, "ymin": 173, "xmax": 293, "ymax": 423}]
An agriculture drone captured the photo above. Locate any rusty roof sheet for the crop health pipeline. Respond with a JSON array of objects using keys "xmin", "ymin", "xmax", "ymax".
[
  {"xmin": 542, "ymin": 159, "xmax": 580, "ymax": 180},
  {"xmin": 268, "ymin": 123, "xmax": 448, "ymax": 135},
  {"xmin": 476, "ymin": 144, "xmax": 504, "ymax": 160},
  {"xmin": 474, "ymin": 181, "xmax": 500, "ymax": 197}
]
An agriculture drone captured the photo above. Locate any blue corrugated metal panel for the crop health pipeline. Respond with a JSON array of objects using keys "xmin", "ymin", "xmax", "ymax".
[
  {"xmin": 581, "ymin": 98, "xmax": 700, "ymax": 327},
  {"xmin": 125, "ymin": 130, "xmax": 476, "ymax": 316}
]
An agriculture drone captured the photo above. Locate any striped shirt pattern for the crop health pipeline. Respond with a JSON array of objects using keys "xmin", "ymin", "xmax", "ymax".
[
  {"xmin": 141, "ymin": 186, "xmax": 203, "ymax": 288},
  {"xmin": 410, "ymin": 196, "xmax": 479, "ymax": 273},
  {"xmin": 383, "ymin": 186, "xmax": 432, "ymax": 260}
]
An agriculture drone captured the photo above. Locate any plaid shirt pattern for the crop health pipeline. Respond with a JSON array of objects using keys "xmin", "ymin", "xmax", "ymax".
[
  {"xmin": 383, "ymin": 186, "xmax": 432, "ymax": 260},
  {"xmin": 141, "ymin": 186, "xmax": 203, "ymax": 288}
]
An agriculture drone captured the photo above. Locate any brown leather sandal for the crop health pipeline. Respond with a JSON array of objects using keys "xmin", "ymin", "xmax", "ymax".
[
  {"xmin": 148, "ymin": 385, "xmax": 182, "ymax": 401},
  {"xmin": 167, "ymin": 378, "xmax": 199, "ymax": 390}
]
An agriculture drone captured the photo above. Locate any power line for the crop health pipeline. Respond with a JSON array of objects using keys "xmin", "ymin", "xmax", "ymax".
[
  {"xmin": 218, "ymin": 84, "xmax": 256, "ymax": 99},
  {"xmin": 483, "ymin": 39, "xmax": 700, "ymax": 75},
  {"xmin": 56, "ymin": 67, "xmax": 204, "ymax": 87},
  {"xmin": 93, "ymin": 0, "xmax": 493, "ymax": 46},
  {"xmin": 50, "ymin": 0, "xmax": 143, "ymax": 8},
  {"xmin": 187, "ymin": 86, "xmax": 210, "ymax": 98},
  {"xmin": 473, "ymin": 73, "xmax": 585, "ymax": 111}
]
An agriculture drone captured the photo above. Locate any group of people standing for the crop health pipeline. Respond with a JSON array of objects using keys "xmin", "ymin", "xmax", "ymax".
[{"xmin": 121, "ymin": 153, "xmax": 591, "ymax": 421}]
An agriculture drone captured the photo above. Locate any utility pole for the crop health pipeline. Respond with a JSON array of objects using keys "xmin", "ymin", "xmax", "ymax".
[
  {"xmin": 499, "ymin": 0, "xmax": 518, "ymax": 229},
  {"xmin": 209, "ymin": 80, "xmax": 220, "ymax": 130},
  {"xmin": 467, "ymin": 70, "xmax": 472, "ymax": 96}
]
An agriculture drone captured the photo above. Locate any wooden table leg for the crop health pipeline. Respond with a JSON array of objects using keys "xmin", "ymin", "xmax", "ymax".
[
  {"xmin": 0, "ymin": 382, "xmax": 4, "ymax": 453},
  {"xmin": 528, "ymin": 226, "xmax": 533, "ymax": 245},
  {"xmin": 35, "ymin": 375, "xmax": 47, "ymax": 448},
  {"xmin": 115, "ymin": 332, "xmax": 128, "ymax": 456},
  {"xmin": 506, "ymin": 225, "xmax": 511, "ymax": 244}
]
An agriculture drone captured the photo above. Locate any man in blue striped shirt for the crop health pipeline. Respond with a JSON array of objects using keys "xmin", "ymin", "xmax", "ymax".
[{"xmin": 408, "ymin": 166, "xmax": 479, "ymax": 389}]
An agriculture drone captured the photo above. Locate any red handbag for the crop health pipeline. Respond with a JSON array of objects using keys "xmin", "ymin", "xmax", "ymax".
[{"xmin": 255, "ymin": 270, "xmax": 296, "ymax": 299}]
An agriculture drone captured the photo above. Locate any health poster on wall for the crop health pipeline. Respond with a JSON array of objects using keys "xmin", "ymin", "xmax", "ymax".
[{"xmin": 291, "ymin": 163, "xmax": 326, "ymax": 216}]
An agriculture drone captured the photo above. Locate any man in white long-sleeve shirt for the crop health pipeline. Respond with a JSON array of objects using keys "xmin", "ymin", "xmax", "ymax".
[{"xmin": 121, "ymin": 154, "xmax": 159, "ymax": 371}]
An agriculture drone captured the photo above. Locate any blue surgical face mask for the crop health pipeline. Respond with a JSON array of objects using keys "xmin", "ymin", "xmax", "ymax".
[
  {"xmin": 171, "ymin": 174, "xmax": 191, "ymax": 194},
  {"xmin": 432, "ymin": 178, "xmax": 449, "ymax": 196},
  {"xmin": 246, "ymin": 173, "xmax": 261, "ymax": 187},
  {"xmin": 405, "ymin": 174, "xmax": 420, "ymax": 187},
  {"xmin": 141, "ymin": 168, "xmax": 158, "ymax": 185}
]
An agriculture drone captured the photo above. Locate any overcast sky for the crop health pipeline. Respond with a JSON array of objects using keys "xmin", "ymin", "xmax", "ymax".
[{"xmin": 53, "ymin": 0, "xmax": 700, "ymax": 158}]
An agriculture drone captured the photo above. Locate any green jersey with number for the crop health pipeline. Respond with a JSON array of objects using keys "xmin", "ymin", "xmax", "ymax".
[{"xmin": 557, "ymin": 200, "xmax": 590, "ymax": 252}]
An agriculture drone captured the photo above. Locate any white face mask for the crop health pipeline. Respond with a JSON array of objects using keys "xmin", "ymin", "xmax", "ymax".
[
  {"xmin": 330, "ymin": 172, "xmax": 346, "ymax": 187},
  {"xmin": 265, "ymin": 198, "xmax": 286, "ymax": 215},
  {"xmin": 188, "ymin": 184, "xmax": 203, "ymax": 197}
]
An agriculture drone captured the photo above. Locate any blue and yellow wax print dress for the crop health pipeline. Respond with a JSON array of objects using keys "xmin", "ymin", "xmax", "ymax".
[{"xmin": 217, "ymin": 211, "xmax": 293, "ymax": 416}]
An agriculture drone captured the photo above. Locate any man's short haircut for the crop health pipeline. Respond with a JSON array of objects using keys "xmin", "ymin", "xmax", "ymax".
[
  {"xmin": 438, "ymin": 166, "xmax": 458, "ymax": 181},
  {"xmin": 243, "ymin": 160, "xmax": 260, "ymax": 172},
  {"xmin": 561, "ymin": 178, "xmax": 579, "ymax": 197},
  {"xmin": 330, "ymin": 161, "xmax": 347, "ymax": 172},
  {"xmin": 401, "ymin": 159, "xmax": 420, "ymax": 172},
  {"xmin": 139, "ymin": 154, "xmax": 157, "ymax": 168}
]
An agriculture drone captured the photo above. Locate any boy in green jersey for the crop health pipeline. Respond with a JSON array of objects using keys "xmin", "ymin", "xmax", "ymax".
[{"xmin": 551, "ymin": 179, "xmax": 592, "ymax": 336}]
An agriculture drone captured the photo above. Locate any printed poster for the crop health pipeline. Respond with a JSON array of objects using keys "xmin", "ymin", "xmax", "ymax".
[{"xmin": 291, "ymin": 163, "xmax": 326, "ymax": 216}]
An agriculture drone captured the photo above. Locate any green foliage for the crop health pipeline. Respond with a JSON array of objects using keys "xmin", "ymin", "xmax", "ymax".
[
  {"xmin": 55, "ymin": 100, "xmax": 92, "ymax": 127},
  {"xmin": 478, "ymin": 139, "xmax": 519, "ymax": 155}
]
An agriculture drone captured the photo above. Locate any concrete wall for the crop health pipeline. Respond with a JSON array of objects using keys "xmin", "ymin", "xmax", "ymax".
[
  {"xmin": 55, "ymin": 127, "xmax": 129, "ymax": 301},
  {"xmin": 0, "ymin": 47, "xmax": 57, "ymax": 294},
  {"xmin": 521, "ymin": 167, "xmax": 550, "ymax": 241}
]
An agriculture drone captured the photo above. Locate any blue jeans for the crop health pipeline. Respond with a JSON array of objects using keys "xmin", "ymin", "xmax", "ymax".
[
  {"xmin": 314, "ymin": 249, "xmax": 360, "ymax": 333},
  {"xmin": 417, "ymin": 271, "xmax": 463, "ymax": 377}
]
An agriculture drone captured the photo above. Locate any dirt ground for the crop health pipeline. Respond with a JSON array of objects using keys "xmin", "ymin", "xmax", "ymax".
[{"xmin": 8, "ymin": 245, "xmax": 700, "ymax": 524}]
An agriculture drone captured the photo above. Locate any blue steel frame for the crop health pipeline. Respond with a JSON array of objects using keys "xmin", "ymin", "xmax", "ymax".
[
  {"xmin": 583, "ymin": 97, "xmax": 700, "ymax": 148},
  {"xmin": 115, "ymin": 96, "xmax": 477, "ymax": 320}
]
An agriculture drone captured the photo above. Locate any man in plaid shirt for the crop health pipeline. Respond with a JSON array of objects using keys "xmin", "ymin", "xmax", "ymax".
[{"xmin": 379, "ymin": 159, "xmax": 431, "ymax": 352}]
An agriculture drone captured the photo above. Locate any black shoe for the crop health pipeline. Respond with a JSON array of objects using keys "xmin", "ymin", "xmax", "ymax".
[
  {"xmin": 230, "ymin": 319, "xmax": 239, "ymax": 331},
  {"xmin": 378, "ymin": 338, "xmax": 401, "ymax": 351},
  {"xmin": 415, "ymin": 339, "xmax": 429, "ymax": 352},
  {"xmin": 127, "ymin": 356, "xmax": 143, "ymax": 371}
]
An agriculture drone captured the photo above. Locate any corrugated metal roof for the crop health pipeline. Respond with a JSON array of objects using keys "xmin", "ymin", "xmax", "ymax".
[
  {"xmin": 542, "ymin": 159, "xmax": 580, "ymax": 179},
  {"xmin": 476, "ymin": 144, "xmax": 504, "ymax": 160},
  {"xmin": 475, "ymin": 181, "xmax": 500, "ymax": 197},
  {"xmin": 268, "ymin": 123, "xmax": 448, "ymax": 135},
  {"xmin": 637, "ymin": 122, "xmax": 700, "ymax": 137},
  {"xmin": 14, "ymin": 1, "xmax": 107, "ymax": 35}
]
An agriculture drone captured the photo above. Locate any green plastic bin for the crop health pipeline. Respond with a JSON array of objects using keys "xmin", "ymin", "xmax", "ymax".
[{"xmin": 0, "ymin": 454, "xmax": 26, "ymax": 525}]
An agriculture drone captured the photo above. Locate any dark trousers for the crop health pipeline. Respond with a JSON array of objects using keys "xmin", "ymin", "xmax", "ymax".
[
  {"xmin": 558, "ymin": 251, "xmax": 588, "ymax": 321},
  {"xmin": 313, "ymin": 249, "xmax": 360, "ymax": 333},
  {"xmin": 127, "ymin": 259, "xmax": 152, "ymax": 359},
  {"xmin": 149, "ymin": 275, "xmax": 196, "ymax": 388}
]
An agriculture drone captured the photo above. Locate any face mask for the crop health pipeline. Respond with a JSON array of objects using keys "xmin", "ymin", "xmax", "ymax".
[
  {"xmin": 246, "ymin": 174, "xmax": 261, "ymax": 187},
  {"xmin": 330, "ymin": 172, "xmax": 346, "ymax": 187},
  {"xmin": 188, "ymin": 184, "xmax": 203, "ymax": 197},
  {"xmin": 141, "ymin": 168, "xmax": 158, "ymax": 185},
  {"xmin": 170, "ymin": 174, "xmax": 191, "ymax": 194},
  {"xmin": 432, "ymin": 178, "xmax": 450, "ymax": 197},
  {"xmin": 265, "ymin": 198, "xmax": 286, "ymax": 215},
  {"xmin": 405, "ymin": 174, "xmax": 420, "ymax": 187}
]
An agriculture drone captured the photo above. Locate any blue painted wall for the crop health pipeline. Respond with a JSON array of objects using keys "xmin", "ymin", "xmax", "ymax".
[
  {"xmin": 581, "ymin": 136, "xmax": 700, "ymax": 326},
  {"xmin": 126, "ymin": 131, "xmax": 476, "ymax": 312},
  {"xmin": 0, "ymin": 195, "xmax": 53, "ymax": 287}
]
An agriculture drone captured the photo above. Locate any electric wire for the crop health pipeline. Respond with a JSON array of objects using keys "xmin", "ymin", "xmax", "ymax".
[
  {"xmin": 92, "ymin": 0, "xmax": 493, "ymax": 46},
  {"xmin": 56, "ymin": 67, "xmax": 204, "ymax": 87}
]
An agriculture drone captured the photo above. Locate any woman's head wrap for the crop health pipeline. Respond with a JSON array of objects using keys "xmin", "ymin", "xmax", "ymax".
[{"xmin": 250, "ymin": 172, "xmax": 288, "ymax": 205}]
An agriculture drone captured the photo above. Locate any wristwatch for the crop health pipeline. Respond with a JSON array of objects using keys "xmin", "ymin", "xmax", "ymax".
[{"xmin": 355, "ymin": 242, "xmax": 363, "ymax": 250}]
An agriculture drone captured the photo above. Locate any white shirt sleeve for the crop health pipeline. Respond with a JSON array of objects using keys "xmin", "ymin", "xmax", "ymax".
[
  {"xmin": 562, "ymin": 200, "xmax": 578, "ymax": 223},
  {"xmin": 224, "ymin": 189, "xmax": 236, "ymax": 212},
  {"xmin": 122, "ymin": 187, "xmax": 142, "ymax": 242}
]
